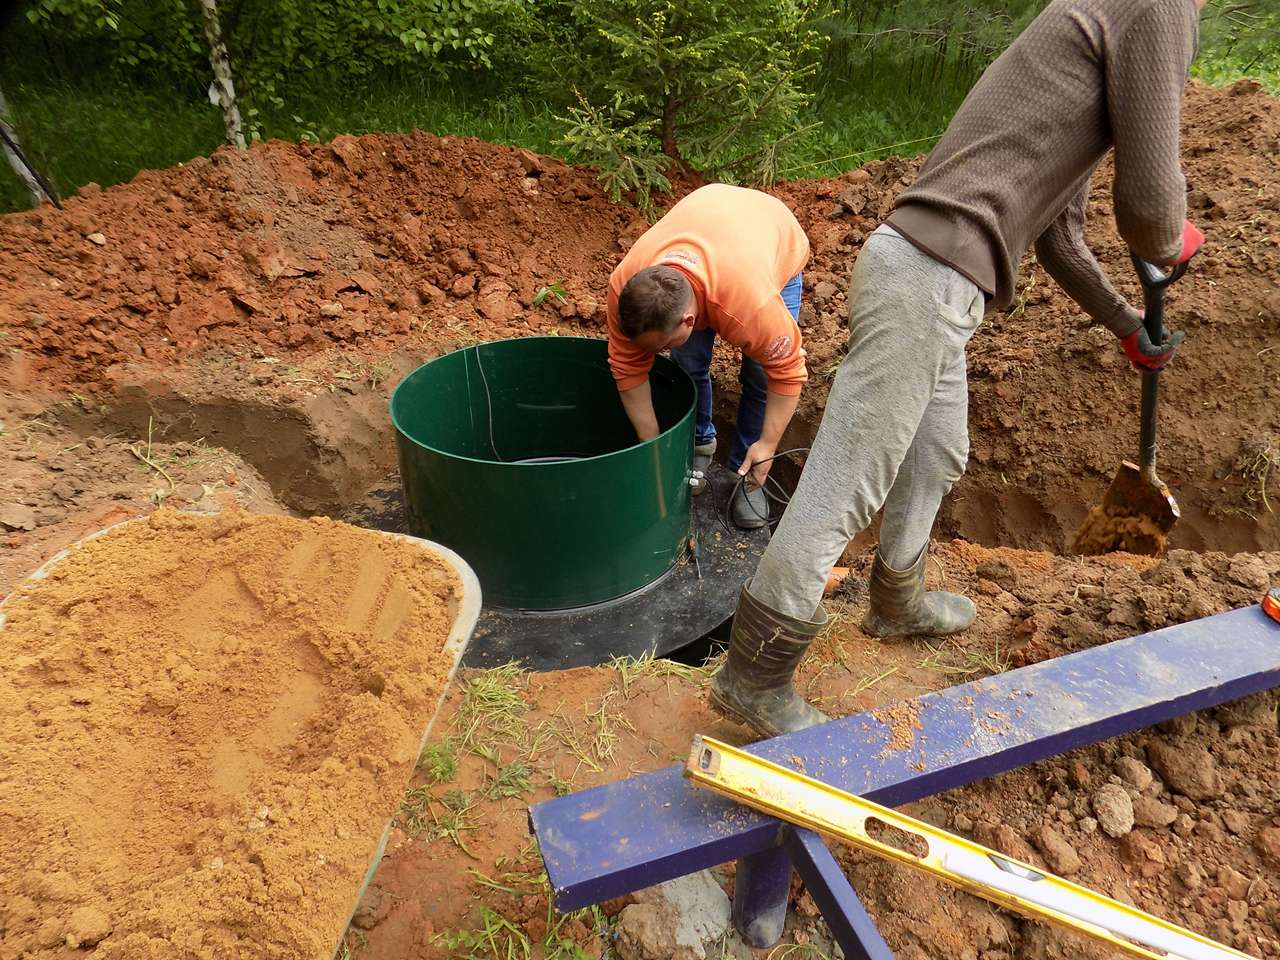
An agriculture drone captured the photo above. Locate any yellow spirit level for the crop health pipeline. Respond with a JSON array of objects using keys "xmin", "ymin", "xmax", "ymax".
[{"xmin": 685, "ymin": 736, "xmax": 1253, "ymax": 960}]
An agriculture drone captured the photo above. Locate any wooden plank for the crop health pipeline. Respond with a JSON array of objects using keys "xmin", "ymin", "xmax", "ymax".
[{"xmin": 530, "ymin": 604, "xmax": 1280, "ymax": 911}]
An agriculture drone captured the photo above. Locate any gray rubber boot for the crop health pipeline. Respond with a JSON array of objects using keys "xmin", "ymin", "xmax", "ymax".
[
  {"xmin": 862, "ymin": 548, "xmax": 976, "ymax": 639},
  {"xmin": 690, "ymin": 439, "xmax": 716, "ymax": 496},
  {"xmin": 710, "ymin": 584, "xmax": 829, "ymax": 738},
  {"xmin": 731, "ymin": 482, "xmax": 769, "ymax": 529}
]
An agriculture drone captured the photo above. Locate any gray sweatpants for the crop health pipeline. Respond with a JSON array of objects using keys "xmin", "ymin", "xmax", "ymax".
[{"xmin": 751, "ymin": 225, "xmax": 984, "ymax": 619}]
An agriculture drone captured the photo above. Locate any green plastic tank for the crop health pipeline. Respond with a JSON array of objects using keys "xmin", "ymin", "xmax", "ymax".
[{"xmin": 390, "ymin": 337, "xmax": 695, "ymax": 610}]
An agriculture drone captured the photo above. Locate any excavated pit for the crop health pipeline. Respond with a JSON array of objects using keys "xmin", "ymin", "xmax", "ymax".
[{"xmin": 25, "ymin": 380, "xmax": 1272, "ymax": 560}]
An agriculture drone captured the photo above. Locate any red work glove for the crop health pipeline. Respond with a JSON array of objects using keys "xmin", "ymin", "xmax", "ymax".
[
  {"xmin": 1122, "ymin": 322, "xmax": 1185, "ymax": 371},
  {"xmin": 1173, "ymin": 219, "xmax": 1204, "ymax": 265}
]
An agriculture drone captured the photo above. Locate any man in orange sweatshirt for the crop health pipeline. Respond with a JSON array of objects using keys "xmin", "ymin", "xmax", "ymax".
[{"xmin": 607, "ymin": 184, "xmax": 811, "ymax": 529}]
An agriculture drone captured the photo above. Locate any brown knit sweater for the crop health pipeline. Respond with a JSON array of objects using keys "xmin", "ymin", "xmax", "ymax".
[{"xmin": 886, "ymin": 0, "xmax": 1200, "ymax": 336}]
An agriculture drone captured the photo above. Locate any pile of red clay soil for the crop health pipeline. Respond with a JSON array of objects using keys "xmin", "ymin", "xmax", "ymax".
[
  {"xmin": 0, "ymin": 82, "xmax": 1276, "ymax": 552},
  {"xmin": 0, "ymin": 509, "xmax": 462, "ymax": 959},
  {"xmin": 345, "ymin": 541, "xmax": 1280, "ymax": 960},
  {"xmin": 0, "ymin": 133, "xmax": 635, "ymax": 388}
]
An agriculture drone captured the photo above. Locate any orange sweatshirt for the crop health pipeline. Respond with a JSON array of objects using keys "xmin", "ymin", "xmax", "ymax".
[{"xmin": 606, "ymin": 184, "xmax": 811, "ymax": 397}]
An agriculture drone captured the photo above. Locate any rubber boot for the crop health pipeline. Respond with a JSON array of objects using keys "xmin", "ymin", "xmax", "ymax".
[
  {"xmin": 731, "ymin": 482, "xmax": 769, "ymax": 529},
  {"xmin": 710, "ymin": 585, "xmax": 829, "ymax": 738},
  {"xmin": 690, "ymin": 438, "xmax": 716, "ymax": 496},
  {"xmin": 862, "ymin": 548, "xmax": 976, "ymax": 639}
]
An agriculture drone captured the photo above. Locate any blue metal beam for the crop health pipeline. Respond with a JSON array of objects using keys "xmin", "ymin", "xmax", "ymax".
[
  {"xmin": 530, "ymin": 604, "xmax": 1280, "ymax": 911},
  {"xmin": 786, "ymin": 827, "xmax": 895, "ymax": 960}
]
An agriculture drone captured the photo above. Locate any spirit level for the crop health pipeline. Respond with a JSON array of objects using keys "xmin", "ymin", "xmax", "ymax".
[{"xmin": 685, "ymin": 736, "xmax": 1253, "ymax": 960}]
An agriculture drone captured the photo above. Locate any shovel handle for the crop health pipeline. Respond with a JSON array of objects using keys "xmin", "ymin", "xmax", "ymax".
[
  {"xmin": 1130, "ymin": 254, "xmax": 1188, "ymax": 343},
  {"xmin": 1129, "ymin": 254, "xmax": 1188, "ymax": 477}
]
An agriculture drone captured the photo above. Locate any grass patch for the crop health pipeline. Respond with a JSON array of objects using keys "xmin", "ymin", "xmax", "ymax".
[
  {"xmin": 607, "ymin": 650, "xmax": 713, "ymax": 697},
  {"xmin": 436, "ymin": 906, "xmax": 532, "ymax": 960},
  {"xmin": 851, "ymin": 665, "xmax": 900, "ymax": 698},
  {"xmin": 418, "ymin": 739, "xmax": 458, "ymax": 785},
  {"xmin": 465, "ymin": 867, "xmax": 540, "ymax": 897},
  {"xmin": 434, "ymin": 788, "xmax": 480, "ymax": 854},
  {"xmin": 454, "ymin": 662, "xmax": 528, "ymax": 754},
  {"xmin": 918, "ymin": 637, "xmax": 1011, "ymax": 679},
  {"xmin": 485, "ymin": 760, "xmax": 534, "ymax": 801},
  {"xmin": 399, "ymin": 782, "xmax": 480, "ymax": 854},
  {"xmin": 437, "ymin": 902, "xmax": 608, "ymax": 960},
  {"xmin": 336, "ymin": 929, "xmax": 369, "ymax": 959},
  {"xmin": 1238, "ymin": 438, "xmax": 1279, "ymax": 515},
  {"xmin": 763, "ymin": 945, "xmax": 838, "ymax": 960}
]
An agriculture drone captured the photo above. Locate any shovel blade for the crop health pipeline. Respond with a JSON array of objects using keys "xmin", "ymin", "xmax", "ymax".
[
  {"xmin": 1071, "ymin": 462, "xmax": 1181, "ymax": 557},
  {"xmin": 1100, "ymin": 461, "xmax": 1181, "ymax": 533}
]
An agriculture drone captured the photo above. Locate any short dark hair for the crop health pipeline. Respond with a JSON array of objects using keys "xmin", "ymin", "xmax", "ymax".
[{"xmin": 617, "ymin": 266, "xmax": 693, "ymax": 339}]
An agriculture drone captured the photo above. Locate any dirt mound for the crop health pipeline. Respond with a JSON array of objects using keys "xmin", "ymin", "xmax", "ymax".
[
  {"xmin": 0, "ymin": 134, "xmax": 638, "ymax": 388},
  {"xmin": 827, "ymin": 539, "xmax": 1280, "ymax": 674},
  {"xmin": 0, "ymin": 510, "xmax": 461, "ymax": 959}
]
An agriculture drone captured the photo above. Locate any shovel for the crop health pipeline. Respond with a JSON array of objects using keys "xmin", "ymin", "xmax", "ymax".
[{"xmin": 1071, "ymin": 253, "xmax": 1188, "ymax": 556}]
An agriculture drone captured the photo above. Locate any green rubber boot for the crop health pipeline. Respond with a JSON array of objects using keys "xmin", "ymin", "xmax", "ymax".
[
  {"xmin": 862, "ymin": 548, "xmax": 976, "ymax": 639},
  {"xmin": 709, "ymin": 585, "xmax": 829, "ymax": 738}
]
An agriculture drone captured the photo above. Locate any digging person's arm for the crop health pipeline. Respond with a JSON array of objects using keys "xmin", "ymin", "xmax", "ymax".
[
  {"xmin": 1034, "ymin": 183, "xmax": 1142, "ymax": 338},
  {"xmin": 1106, "ymin": 0, "xmax": 1201, "ymax": 266},
  {"xmin": 738, "ymin": 390, "xmax": 800, "ymax": 487}
]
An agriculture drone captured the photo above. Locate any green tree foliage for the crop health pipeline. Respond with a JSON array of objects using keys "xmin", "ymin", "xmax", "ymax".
[
  {"xmin": 22, "ymin": 0, "xmax": 525, "ymax": 132},
  {"xmin": 5, "ymin": 0, "xmax": 1277, "ymax": 214},
  {"xmin": 525, "ymin": 0, "xmax": 822, "ymax": 190},
  {"xmin": 1195, "ymin": 0, "xmax": 1280, "ymax": 91},
  {"xmin": 813, "ymin": 0, "xmax": 1046, "ymax": 101},
  {"xmin": 559, "ymin": 93, "xmax": 671, "ymax": 219}
]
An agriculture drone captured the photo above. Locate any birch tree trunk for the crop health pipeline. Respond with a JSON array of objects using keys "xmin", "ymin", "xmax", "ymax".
[
  {"xmin": 198, "ymin": 0, "xmax": 247, "ymax": 149},
  {"xmin": 0, "ymin": 82, "xmax": 51, "ymax": 207}
]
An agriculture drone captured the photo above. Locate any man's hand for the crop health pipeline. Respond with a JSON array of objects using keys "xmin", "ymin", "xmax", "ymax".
[
  {"xmin": 738, "ymin": 439, "xmax": 778, "ymax": 488},
  {"xmin": 1122, "ymin": 325, "xmax": 1185, "ymax": 371},
  {"xmin": 1172, "ymin": 219, "xmax": 1204, "ymax": 266}
]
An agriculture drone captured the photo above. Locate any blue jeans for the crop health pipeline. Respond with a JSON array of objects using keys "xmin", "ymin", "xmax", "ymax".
[{"xmin": 672, "ymin": 273, "xmax": 803, "ymax": 471}]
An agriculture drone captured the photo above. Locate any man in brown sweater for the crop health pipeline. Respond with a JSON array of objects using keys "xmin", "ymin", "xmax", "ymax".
[{"xmin": 711, "ymin": 0, "xmax": 1208, "ymax": 737}]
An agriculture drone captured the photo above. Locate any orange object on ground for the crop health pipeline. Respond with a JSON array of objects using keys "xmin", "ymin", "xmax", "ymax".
[
  {"xmin": 606, "ymin": 184, "xmax": 811, "ymax": 396},
  {"xmin": 1264, "ymin": 588, "xmax": 1280, "ymax": 624},
  {"xmin": 824, "ymin": 566, "xmax": 851, "ymax": 595}
]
